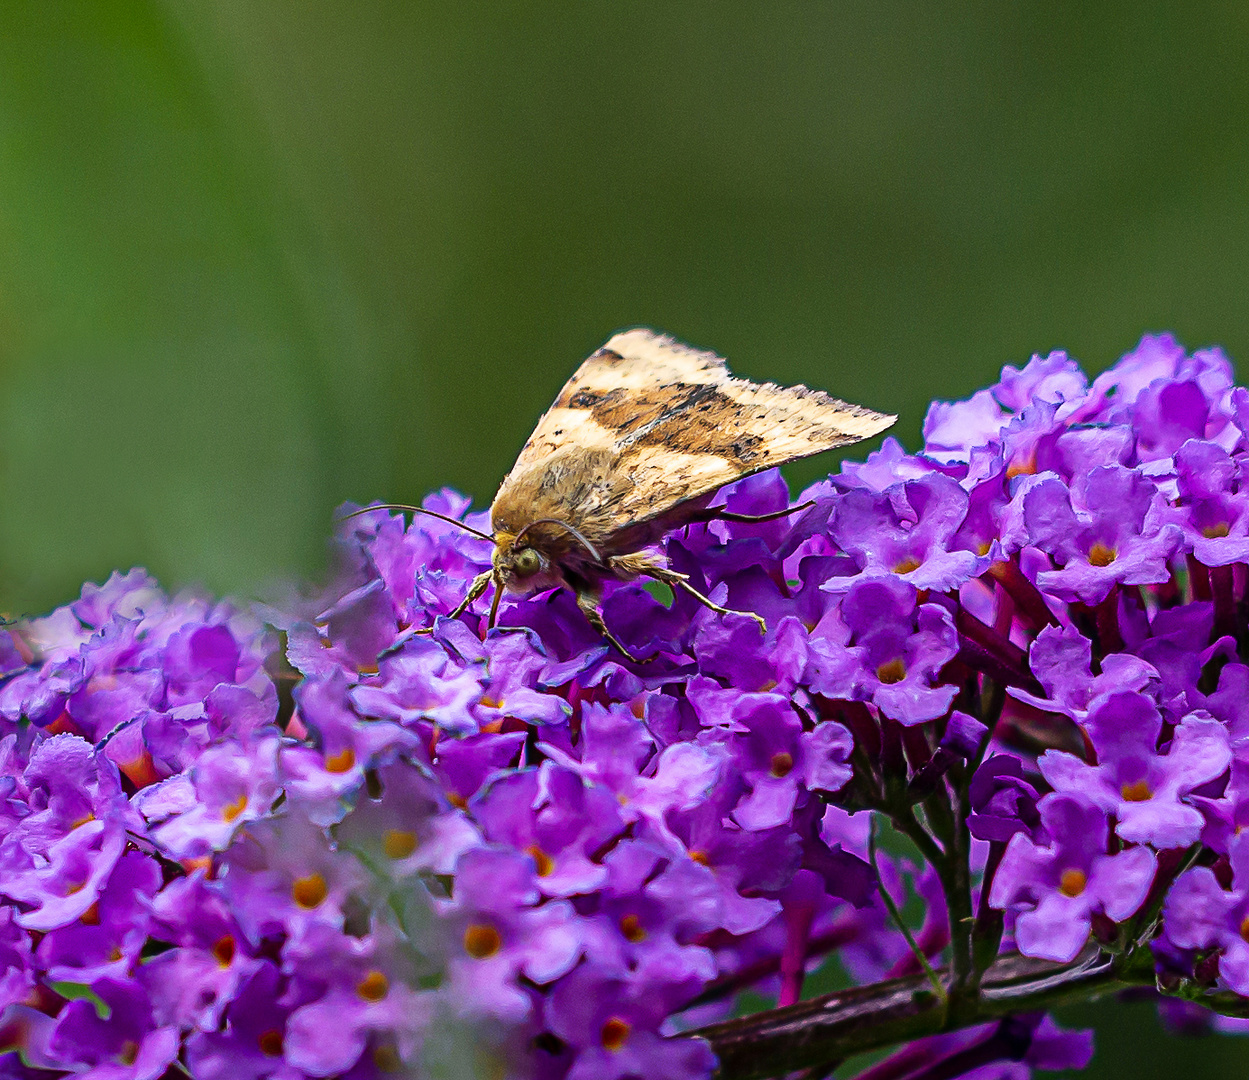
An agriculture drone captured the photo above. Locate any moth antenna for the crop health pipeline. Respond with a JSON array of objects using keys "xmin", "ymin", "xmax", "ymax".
[
  {"xmin": 336, "ymin": 503, "xmax": 494, "ymax": 543},
  {"xmin": 513, "ymin": 518, "xmax": 602, "ymax": 563}
]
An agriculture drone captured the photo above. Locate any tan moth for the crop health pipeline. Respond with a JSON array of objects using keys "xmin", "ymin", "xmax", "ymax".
[{"xmin": 355, "ymin": 328, "xmax": 894, "ymax": 659}]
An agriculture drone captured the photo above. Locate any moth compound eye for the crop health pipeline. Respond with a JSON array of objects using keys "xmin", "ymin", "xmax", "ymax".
[{"xmin": 512, "ymin": 547, "xmax": 542, "ymax": 578}]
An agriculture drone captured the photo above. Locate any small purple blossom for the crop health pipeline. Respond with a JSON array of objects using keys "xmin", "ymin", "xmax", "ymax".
[
  {"xmin": 1038, "ymin": 692, "xmax": 1230, "ymax": 849},
  {"xmin": 989, "ymin": 793, "xmax": 1157, "ymax": 962},
  {"xmin": 1163, "ymin": 832, "xmax": 1249, "ymax": 995}
]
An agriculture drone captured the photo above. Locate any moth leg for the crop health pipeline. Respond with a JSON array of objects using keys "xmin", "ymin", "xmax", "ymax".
[
  {"xmin": 624, "ymin": 558, "xmax": 768, "ymax": 635},
  {"xmin": 486, "ymin": 572, "xmax": 506, "ymax": 630},
  {"xmin": 689, "ymin": 499, "xmax": 816, "ymax": 525},
  {"xmin": 417, "ymin": 570, "xmax": 493, "ymax": 635},
  {"xmin": 453, "ymin": 570, "xmax": 494, "ymax": 619},
  {"xmin": 575, "ymin": 587, "xmax": 651, "ymax": 664}
]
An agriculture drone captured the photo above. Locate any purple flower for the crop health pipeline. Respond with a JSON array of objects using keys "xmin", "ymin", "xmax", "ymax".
[
  {"xmin": 827, "ymin": 474, "xmax": 988, "ymax": 592},
  {"xmin": 0, "ymin": 735, "xmax": 137, "ymax": 931},
  {"xmin": 183, "ymin": 963, "xmax": 302, "ymax": 1080},
  {"xmin": 809, "ymin": 576, "xmax": 959, "ymax": 725},
  {"xmin": 1038, "ymin": 692, "xmax": 1230, "ymax": 848},
  {"xmin": 46, "ymin": 976, "xmax": 180, "ymax": 1079},
  {"xmin": 440, "ymin": 847, "xmax": 583, "ymax": 1022},
  {"xmin": 544, "ymin": 953, "xmax": 717, "ymax": 1080},
  {"xmin": 281, "ymin": 922, "xmax": 431, "ymax": 1076},
  {"xmin": 1163, "ymin": 831, "xmax": 1249, "ymax": 994},
  {"xmin": 348, "ymin": 635, "xmax": 486, "ymax": 736},
  {"xmin": 989, "ymin": 793, "xmax": 1156, "ymax": 961},
  {"xmin": 969, "ymin": 756, "xmax": 1042, "ymax": 844},
  {"xmin": 1010, "ymin": 623, "xmax": 1159, "ymax": 725},
  {"xmin": 1014, "ymin": 467, "xmax": 1182, "ymax": 604},
  {"xmin": 471, "ymin": 763, "xmax": 623, "ymax": 897}
]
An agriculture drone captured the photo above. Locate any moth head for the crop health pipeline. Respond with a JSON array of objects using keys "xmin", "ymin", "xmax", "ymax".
[
  {"xmin": 492, "ymin": 530, "xmax": 559, "ymax": 594},
  {"xmin": 492, "ymin": 519, "xmax": 603, "ymax": 595}
]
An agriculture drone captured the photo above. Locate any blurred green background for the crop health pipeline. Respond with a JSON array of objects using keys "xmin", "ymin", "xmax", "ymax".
[{"xmin": 2, "ymin": 2, "xmax": 1248, "ymax": 1075}]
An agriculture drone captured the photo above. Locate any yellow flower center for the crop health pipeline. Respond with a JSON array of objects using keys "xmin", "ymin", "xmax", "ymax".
[
  {"xmin": 324, "ymin": 747, "xmax": 356, "ymax": 774},
  {"xmin": 1087, "ymin": 542, "xmax": 1117, "ymax": 567},
  {"xmin": 383, "ymin": 829, "xmax": 418, "ymax": 860},
  {"xmin": 877, "ymin": 658, "xmax": 907, "ymax": 685},
  {"xmin": 893, "ymin": 556, "xmax": 922, "ymax": 575},
  {"xmin": 769, "ymin": 751, "xmax": 795, "ymax": 778},
  {"xmin": 1120, "ymin": 780, "xmax": 1152, "ymax": 803},
  {"xmin": 221, "ymin": 793, "xmax": 249, "ymax": 823}
]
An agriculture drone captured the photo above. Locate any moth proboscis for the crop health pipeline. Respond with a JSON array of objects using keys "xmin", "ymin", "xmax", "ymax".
[{"xmin": 348, "ymin": 328, "xmax": 895, "ymax": 661}]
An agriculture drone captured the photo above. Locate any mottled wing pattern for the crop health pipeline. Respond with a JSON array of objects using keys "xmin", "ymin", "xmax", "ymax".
[{"xmin": 490, "ymin": 328, "xmax": 894, "ymax": 545}]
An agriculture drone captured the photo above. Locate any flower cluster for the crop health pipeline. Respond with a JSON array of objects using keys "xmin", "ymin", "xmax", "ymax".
[{"xmin": 3, "ymin": 333, "xmax": 1249, "ymax": 1078}]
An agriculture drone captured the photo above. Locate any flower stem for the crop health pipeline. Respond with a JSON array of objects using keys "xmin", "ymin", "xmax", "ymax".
[{"xmin": 683, "ymin": 949, "xmax": 1136, "ymax": 1080}]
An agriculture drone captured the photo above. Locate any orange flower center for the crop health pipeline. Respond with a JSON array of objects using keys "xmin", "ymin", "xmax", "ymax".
[
  {"xmin": 221, "ymin": 793, "xmax": 249, "ymax": 823},
  {"xmin": 1120, "ymin": 780, "xmax": 1152, "ymax": 803},
  {"xmin": 324, "ymin": 747, "xmax": 356, "ymax": 774},
  {"xmin": 463, "ymin": 923, "xmax": 502, "ymax": 959},
  {"xmin": 770, "ymin": 751, "xmax": 794, "ymax": 778},
  {"xmin": 212, "ymin": 935, "xmax": 236, "ymax": 967},
  {"xmin": 525, "ymin": 845, "xmax": 555, "ymax": 877},
  {"xmin": 600, "ymin": 1017, "xmax": 632, "ymax": 1052},
  {"xmin": 1006, "ymin": 452, "xmax": 1037, "ymax": 479},
  {"xmin": 1059, "ymin": 868, "xmax": 1087, "ymax": 898},
  {"xmin": 356, "ymin": 970, "xmax": 389, "ymax": 1002},
  {"xmin": 291, "ymin": 872, "xmax": 328, "ymax": 909},
  {"xmin": 620, "ymin": 913, "xmax": 647, "ymax": 943}
]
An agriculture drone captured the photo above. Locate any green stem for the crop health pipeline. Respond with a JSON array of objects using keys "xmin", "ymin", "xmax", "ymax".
[
  {"xmin": 870, "ymin": 817, "xmax": 947, "ymax": 1009},
  {"xmin": 889, "ymin": 805, "xmax": 946, "ymax": 869},
  {"xmin": 943, "ymin": 775, "xmax": 975, "ymax": 998}
]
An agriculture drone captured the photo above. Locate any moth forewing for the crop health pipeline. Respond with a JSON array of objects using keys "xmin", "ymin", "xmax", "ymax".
[{"xmin": 482, "ymin": 328, "xmax": 894, "ymax": 659}]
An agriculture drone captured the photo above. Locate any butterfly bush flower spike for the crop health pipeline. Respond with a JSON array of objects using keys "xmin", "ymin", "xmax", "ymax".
[{"xmin": 6, "ymin": 331, "xmax": 1249, "ymax": 1078}]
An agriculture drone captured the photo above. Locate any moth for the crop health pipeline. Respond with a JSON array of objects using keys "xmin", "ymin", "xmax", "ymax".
[{"xmin": 358, "ymin": 328, "xmax": 894, "ymax": 659}]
